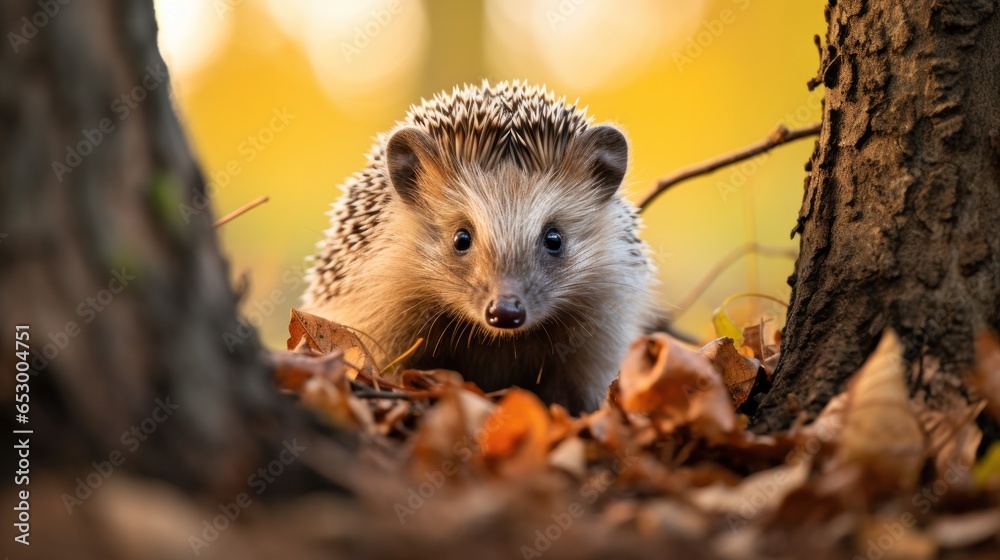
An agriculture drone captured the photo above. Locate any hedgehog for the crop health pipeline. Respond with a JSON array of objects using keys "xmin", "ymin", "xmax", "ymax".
[{"xmin": 304, "ymin": 80, "xmax": 659, "ymax": 413}]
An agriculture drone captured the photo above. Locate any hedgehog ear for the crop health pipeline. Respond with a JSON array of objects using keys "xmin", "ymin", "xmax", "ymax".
[
  {"xmin": 385, "ymin": 127, "xmax": 441, "ymax": 205},
  {"xmin": 579, "ymin": 125, "xmax": 629, "ymax": 201}
]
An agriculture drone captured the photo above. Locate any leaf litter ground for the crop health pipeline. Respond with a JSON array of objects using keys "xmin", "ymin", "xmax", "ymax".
[{"xmin": 268, "ymin": 309, "xmax": 1000, "ymax": 560}]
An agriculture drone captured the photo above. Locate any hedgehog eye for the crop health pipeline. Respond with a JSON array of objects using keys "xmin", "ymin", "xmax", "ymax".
[
  {"xmin": 453, "ymin": 229, "xmax": 472, "ymax": 254},
  {"xmin": 543, "ymin": 227, "xmax": 563, "ymax": 255}
]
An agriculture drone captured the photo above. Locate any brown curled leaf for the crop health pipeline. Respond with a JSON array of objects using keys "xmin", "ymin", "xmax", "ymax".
[
  {"xmin": 618, "ymin": 333, "xmax": 735, "ymax": 440},
  {"xmin": 299, "ymin": 369, "xmax": 374, "ymax": 432},
  {"xmin": 480, "ymin": 389, "xmax": 551, "ymax": 475},
  {"xmin": 742, "ymin": 320, "xmax": 780, "ymax": 378},
  {"xmin": 270, "ymin": 349, "xmax": 347, "ymax": 392},
  {"xmin": 287, "ymin": 308, "xmax": 379, "ymax": 380},
  {"xmin": 409, "ymin": 386, "xmax": 494, "ymax": 477},
  {"xmin": 700, "ymin": 337, "xmax": 761, "ymax": 408},
  {"xmin": 836, "ymin": 330, "xmax": 926, "ymax": 494}
]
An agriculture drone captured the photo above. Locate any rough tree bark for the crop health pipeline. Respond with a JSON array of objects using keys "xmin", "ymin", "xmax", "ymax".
[
  {"xmin": 753, "ymin": 0, "xmax": 1000, "ymax": 433},
  {"xmin": 0, "ymin": 0, "xmax": 340, "ymax": 503}
]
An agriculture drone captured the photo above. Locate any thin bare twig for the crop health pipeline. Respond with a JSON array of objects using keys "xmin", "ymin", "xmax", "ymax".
[
  {"xmin": 214, "ymin": 195, "xmax": 269, "ymax": 228},
  {"xmin": 672, "ymin": 243, "xmax": 798, "ymax": 319},
  {"xmin": 637, "ymin": 123, "xmax": 821, "ymax": 212}
]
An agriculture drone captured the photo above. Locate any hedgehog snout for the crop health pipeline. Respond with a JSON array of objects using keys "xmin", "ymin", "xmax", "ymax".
[{"xmin": 485, "ymin": 295, "xmax": 526, "ymax": 329}]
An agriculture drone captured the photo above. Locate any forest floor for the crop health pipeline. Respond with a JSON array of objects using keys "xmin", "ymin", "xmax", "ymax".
[
  {"xmin": 252, "ymin": 309, "xmax": 1000, "ymax": 560},
  {"xmin": 15, "ymin": 309, "xmax": 1000, "ymax": 560}
]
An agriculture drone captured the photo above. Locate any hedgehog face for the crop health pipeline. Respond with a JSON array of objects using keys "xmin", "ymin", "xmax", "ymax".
[{"xmin": 385, "ymin": 124, "xmax": 632, "ymax": 339}]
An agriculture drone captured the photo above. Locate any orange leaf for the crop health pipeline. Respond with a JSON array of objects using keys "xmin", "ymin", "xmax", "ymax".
[
  {"xmin": 699, "ymin": 337, "xmax": 761, "ymax": 408},
  {"xmin": 618, "ymin": 333, "xmax": 735, "ymax": 440},
  {"xmin": 480, "ymin": 389, "xmax": 551, "ymax": 475}
]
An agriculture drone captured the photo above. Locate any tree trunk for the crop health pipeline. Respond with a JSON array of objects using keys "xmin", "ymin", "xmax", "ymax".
[
  {"xmin": 752, "ymin": 0, "xmax": 1000, "ymax": 433},
  {"xmin": 0, "ymin": 0, "xmax": 336, "ymax": 497}
]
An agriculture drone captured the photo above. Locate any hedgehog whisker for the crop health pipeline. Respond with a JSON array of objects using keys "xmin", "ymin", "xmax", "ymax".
[
  {"xmin": 557, "ymin": 307, "xmax": 598, "ymax": 337},
  {"xmin": 433, "ymin": 314, "xmax": 462, "ymax": 357},
  {"xmin": 466, "ymin": 322, "xmax": 476, "ymax": 349},
  {"xmin": 539, "ymin": 322, "xmax": 555, "ymax": 355},
  {"xmin": 414, "ymin": 308, "xmax": 449, "ymax": 351},
  {"xmin": 548, "ymin": 313, "xmax": 577, "ymax": 339},
  {"xmin": 451, "ymin": 320, "xmax": 472, "ymax": 354}
]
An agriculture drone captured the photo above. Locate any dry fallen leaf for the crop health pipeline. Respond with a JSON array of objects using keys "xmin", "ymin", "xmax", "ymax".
[
  {"xmin": 742, "ymin": 322, "xmax": 764, "ymax": 359},
  {"xmin": 548, "ymin": 436, "xmax": 587, "ymax": 479},
  {"xmin": 742, "ymin": 320, "xmax": 781, "ymax": 378},
  {"xmin": 836, "ymin": 330, "xmax": 926, "ymax": 493},
  {"xmin": 480, "ymin": 388, "xmax": 552, "ymax": 475},
  {"xmin": 271, "ymin": 349, "xmax": 347, "ymax": 392},
  {"xmin": 855, "ymin": 516, "xmax": 937, "ymax": 560},
  {"xmin": 582, "ymin": 405, "xmax": 655, "ymax": 452},
  {"xmin": 793, "ymin": 392, "xmax": 847, "ymax": 465},
  {"xmin": 688, "ymin": 459, "xmax": 810, "ymax": 523},
  {"xmin": 400, "ymin": 368, "xmax": 467, "ymax": 392},
  {"xmin": 268, "ymin": 307, "xmax": 1000, "ymax": 559},
  {"xmin": 456, "ymin": 388, "xmax": 496, "ymax": 435},
  {"xmin": 636, "ymin": 500, "xmax": 710, "ymax": 540},
  {"xmin": 618, "ymin": 333, "xmax": 735, "ymax": 440},
  {"xmin": 911, "ymin": 395, "xmax": 983, "ymax": 482},
  {"xmin": 409, "ymin": 386, "xmax": 484, "ymax": 477},
  {"xmin": 700, "ymin": 337, "xmax": 762, "ymax": 408},
  {"xmin": 929, "ymin": 509, "xmax": 1000, "ymax": 549},
  {"xmin": 287, "ymin": 308, "xmax": 379, "ymax": 380},
  {"xmin": 300, "ymin": 372, "xmax": 375, "ymax": 432}
]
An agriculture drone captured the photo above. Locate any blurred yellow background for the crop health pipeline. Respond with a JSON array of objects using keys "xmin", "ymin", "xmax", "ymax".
[{"xmin": 153, "ymin": 0, "xmax": 825, "ymax": 348}]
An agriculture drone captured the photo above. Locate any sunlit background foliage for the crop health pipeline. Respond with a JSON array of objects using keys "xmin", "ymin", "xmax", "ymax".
[{"xmin": 153, "ymin": 0, "xmax": 825, "ymax": 347}]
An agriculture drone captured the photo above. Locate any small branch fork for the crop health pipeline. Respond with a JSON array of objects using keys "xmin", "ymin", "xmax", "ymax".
[{"xmin": 637, "ymin": 123, "xmax": 822, "ymax": 212}]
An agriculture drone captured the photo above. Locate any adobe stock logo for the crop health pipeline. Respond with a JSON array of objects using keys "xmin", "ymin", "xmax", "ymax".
[
  {"xmin": 7, "ymin": 0, "xmax": 72, "ymax": 54},
  {"xmin": 340, "ymin": 1, "xmax": 403, "ymax": 62},
  {"xmin": 50, "ymin": 64, "xmax": 170, "ymax": 182}
]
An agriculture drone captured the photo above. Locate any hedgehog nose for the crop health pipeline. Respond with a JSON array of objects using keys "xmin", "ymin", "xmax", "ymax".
[{"xmin": 486, "ymin": 296, "xmax": 526, "ymax": 329}]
